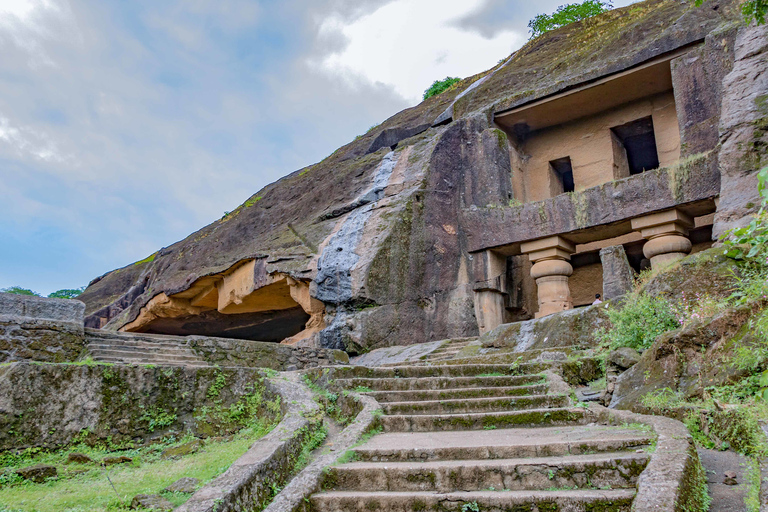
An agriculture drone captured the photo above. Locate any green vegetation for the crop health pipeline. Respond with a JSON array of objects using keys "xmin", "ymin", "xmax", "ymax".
[
  {"xmin": 599, "ymin": 290, "xmax": 679, "ymax": 350},
  {"xmin": 696, "ymin": 0, "xmax": 768, "ymax": 25},
  {"xmin": 423, "ymin": 77, "xmax": 461, "ymax": 100},
  {"xmin": 132, "ymin": 252, "xmax": 157, "ymax": 266},
  {"xmin": 47, "ymin": 288, "xmax": 85, "ymax": 299},
  {"xmin": 0, "ymin": 427, "xmax": 272, "ymax": 512},
  {"xmin": 1, "ymin": 286, "xmax": 85, "ymax": 299},
  {"xmin": 528, "ymin": 1, "xmax": 612, "ymax": 38}
]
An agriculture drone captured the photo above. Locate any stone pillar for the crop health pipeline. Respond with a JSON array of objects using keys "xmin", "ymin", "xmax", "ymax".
[
  {"xmin": 472, "ymin": 250, "xmax": 508, "ymax": 334},
  {"xmin": 521, "ymin": 236, "xmax": 576, "ymax": 318},
  {"xmin": 631, "ymin": 209, "xmax": 694, "ymax": 269},
  {"xmin": 599, "ymin": 245, "xmax": 634, "ymax": 300}
]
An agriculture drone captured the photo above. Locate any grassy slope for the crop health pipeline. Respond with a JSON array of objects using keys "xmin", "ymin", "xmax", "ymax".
[{"xmin": 0, "ymin": 425, "xmax": 272, "ymax": 512}]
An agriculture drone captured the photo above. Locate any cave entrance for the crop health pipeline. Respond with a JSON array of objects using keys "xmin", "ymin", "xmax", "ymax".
[{"xmin": 121, "ymin": 262, "xmax": 325, "ymax": 344}]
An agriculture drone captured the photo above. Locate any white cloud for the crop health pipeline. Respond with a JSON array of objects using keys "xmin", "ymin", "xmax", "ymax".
[{"xmin": 314, "ymin": 0, "xmax": 523, "ymax": 102}]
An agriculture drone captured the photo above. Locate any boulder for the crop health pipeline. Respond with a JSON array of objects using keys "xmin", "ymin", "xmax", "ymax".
[
  {"xmin": 163, "ymin": 476, "xmax": 199, "ymax": 494},
  {"xmin": 67, "ymin": 452, "xmax": 94, "ymax": 464},
  {"xmin": 609, "ymin": 347, "xmax": 641, "ymax": 370},
  {"xmin": 161, "ymin": 439, "xmax": 203, "ymax": 460},
  {"xmin": 130, "ymin": 494, "xmax": 173, "ymax": 511},
  {"xmin": 16, "ymin": 464, "xmax": 57, "ymax": 483}
]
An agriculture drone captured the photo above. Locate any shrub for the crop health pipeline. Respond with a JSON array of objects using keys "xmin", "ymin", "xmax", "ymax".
[
  {"xmin": 600, "ymin": 291, "xmax": 679, "ymax": 350},
  {"xmin": 527, "ymin": 1, "xmax": 612, "ymax": 38},
  {"xmin": 423, "ymin": 77, "xmax": 461, "ymax": 100}
]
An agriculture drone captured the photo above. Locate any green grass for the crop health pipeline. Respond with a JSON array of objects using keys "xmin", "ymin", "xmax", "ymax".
[{"xmin": 0, "ymin": 425, "xmax": 273, "ymax": 512}]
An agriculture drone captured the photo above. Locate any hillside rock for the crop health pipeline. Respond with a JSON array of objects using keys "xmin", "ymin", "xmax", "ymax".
[{"xmin": 76, "ymin": 0, "xmax": 754, "ymax": 354}]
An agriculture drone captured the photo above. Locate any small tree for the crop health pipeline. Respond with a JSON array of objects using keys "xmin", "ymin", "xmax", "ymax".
[
  {"xmin": 0, "ymin": 286, "xmax": 41, "ymax": 296},
  {"xmin": 423, "ymin": 77, "xmax": 461, "ymax": 100},
  {"xmin": 48, "ymin": 287, "xmax": 85, "ymax": 299},
  {"xmin": 528, "ymin": 1, "xmax": 613, "ymax": 38}
]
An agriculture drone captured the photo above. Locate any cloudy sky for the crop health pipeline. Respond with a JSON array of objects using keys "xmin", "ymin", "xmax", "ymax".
[{"xmin": 0, "ymin": 0, "xmax": 639, "ymax": 295}]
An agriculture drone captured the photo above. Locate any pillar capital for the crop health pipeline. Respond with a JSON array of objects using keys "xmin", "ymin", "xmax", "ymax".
[
  {"xmin": 630, "ymin": 209, "xmax": 694, "ymax": 239},
  {"xmin": 521, "ymin": 236, "xmax": 576, "ymax": 262},
  {"xmin": 632, "ymin": 209, "xmax": 694, "ymax": 268}
]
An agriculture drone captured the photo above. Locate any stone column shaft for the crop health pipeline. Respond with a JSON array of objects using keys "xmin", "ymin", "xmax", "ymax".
[{"xmin": 521, "ymin": 236, "xmax": 575, "ymax": 319}]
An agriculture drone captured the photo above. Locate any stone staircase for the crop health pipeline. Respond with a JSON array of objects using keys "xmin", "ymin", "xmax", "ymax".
[
  {"xmin": 311, "ymin": 360, "xmax": 654, "ymax": 512},
  {"xmin": 85, "ymin": 329, "xmax": 210, "ymax": 367}
]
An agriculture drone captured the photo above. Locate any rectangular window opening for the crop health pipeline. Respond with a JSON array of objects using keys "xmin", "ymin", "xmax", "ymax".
[
  {"xmin": 549, "ymin": 157, "xmax": 575, "ymax": 194},
  {"xmin": 611, "ymin": 116, "xmax": 660, "ymax": 175}
]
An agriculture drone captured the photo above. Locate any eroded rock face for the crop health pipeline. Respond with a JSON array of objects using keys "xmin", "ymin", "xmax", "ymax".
[
  {"xmin": 77, "ymin": 0, "xmax": 759, "ymax": 354},
  {"xmin": 713, "ymin": 23, "xmax": 768, "ymax": 238}
]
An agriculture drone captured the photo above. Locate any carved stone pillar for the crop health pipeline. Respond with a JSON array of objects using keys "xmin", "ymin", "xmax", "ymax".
[
  {"xmin": 472, "ymin": 250, "xmax": 508, "ymax": 334},
  {"xmin": 631, "ymin": 209, "xmax": 694, "ymax": 269},
  {"xmin": 521, "ymin": 236, "xmax": 575, "ymax": 318}
]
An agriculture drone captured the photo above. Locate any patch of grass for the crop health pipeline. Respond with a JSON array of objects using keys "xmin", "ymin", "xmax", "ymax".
[
  {"xmin": 423, "ymin": 77, "xmax": 460, "ymax": 100},
  {"xmin": 132, "ymin": 252, "xmax": 157, "ymax": 266},
  {"xmin": 640, "ymin": 388, "xmax": 683, "ymax": 412},
  {"xmin": 0, "ymin": 426, "xmax": 273, "ymax": 512}
]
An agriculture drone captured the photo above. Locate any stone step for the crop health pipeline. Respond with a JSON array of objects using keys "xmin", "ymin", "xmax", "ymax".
[
  {"xmin": 92, "ymin": 359, "xmax": 211, "ymax": 368},
  {"xmin": 381, "ymin": 407, "xmax": 587, "ymax": 432},
  {"xmin": 85, "ymin": 338, "xmax": 194, "ymax": 350},
  {"xmin": 88, "ymin": 344, "xmax": 198, "ymax": 357},
  {"xmin": 435, "ymin": 347, "xmax": 586, "ymax": 366},
  {"xmin": 356, "ymin": 363, "xmax": 548, "ymax": 379},
  {"xmin": 310, "ymin": 489, "xmax": 635, "ymax": 512},
  {"xmin": 336, "ymin": 374, "xmax": 545, "ymax": 391},
  {"xmin": 88, "ymin": 348, "xmax": 203, "ymax": 363},
  {"xmin": 352, "ymin": 426, "xmax": 655, "ymax": 462},
  {"xmin": 88, "ymin": 352, "xmax": 207, "ymax": 365},
  {"xmin": 380, "ymin": 394, "xmax": 569, "ymax": 415},
  {"xmin": 328, "ymin": 451, "xmax": 650, "ymax": 492},
  {"xmin": 364, "ymin": 384, "xmax": 548, "ymax": 403},
  {"xmin": 87, "ymin": 341, "xmax": 194, "ymax": 351}
]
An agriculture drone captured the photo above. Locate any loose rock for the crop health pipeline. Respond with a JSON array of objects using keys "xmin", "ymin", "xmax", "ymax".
[
  {"xmin": 164, "ymin": 476, "xmax": 199, "ymax": 493},
  {"xmin": 67, "ymin": 452, "xmax": 94, "ymax": 464},
  {"xmin": 130, "ymin": 494, "xmax": 173, "ymax": 511},
  {"xmin": 16, "ymin": 464, "xmax": 57, "ymax": 483},
  {"xmin": 161, "ymin": 439, "xmax": 203, "ymax": 460},
  {"xmin": 723, "ymin": 471, "xmax": 738, "ymax": 485},
  {"xmin": 102, "ymin": 456, "xmax": 133, "ymax": 466},
  {"xmin": 609, "ymin": 347, "xmax": 641, "ymax": 370}
]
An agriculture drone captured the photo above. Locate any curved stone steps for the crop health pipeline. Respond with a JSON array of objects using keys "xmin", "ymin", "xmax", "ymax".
[
  {"xmin": 379, "ymin": 394, "xmax": 569, "ymax": 415},
  {"xmin": 336, "ymin": 374, "xmax": 545, "ymax": 391},
  {"xmin": 350, "ymin": 426, "xmax": 655, "ymax": 462},
  {"xmin": 311, "ymin": 489, "xmax": 636, "ymax": 512},
  {"xmin": 380, "ymin": 407, "xmax": 587, "ymax": 432},
  {"xmin": 364, "ymin": 383, "xmax": 548, "ymax": 403},
  {"xmin": 326, "ymin": 451, "xmax": 650, "ymax": 492}
]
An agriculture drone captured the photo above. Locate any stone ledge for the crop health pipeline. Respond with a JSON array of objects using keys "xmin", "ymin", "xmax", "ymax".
[
  {"xmin": 462, "ymin": 152, "xmax": 719, "ymax": 254},
  {"xmin": 263, "ymin": 393, "xmax": 380, "ymax": 512},
  {"xmin": 176, "ymin": 374, "xmax": 323, "ymax": 512},
  {"xmin": 0, "ymin": 293, "xmax": 85, "ymax": 326}
]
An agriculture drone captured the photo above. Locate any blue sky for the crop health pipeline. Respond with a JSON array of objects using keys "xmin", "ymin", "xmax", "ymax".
[{"xmin": 0, "ymin": 0, "xmax": 638, "ymax": 295}]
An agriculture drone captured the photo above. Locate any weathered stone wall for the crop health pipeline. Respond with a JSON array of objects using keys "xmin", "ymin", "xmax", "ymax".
[
  {"xmin": 185, "ymin": 335, "xmax": 348, "ymax": 370},
  {"xmin": 0, "ymin": 293, "xmax": 86, "ymax": 363},
  {"xmin": 0, "ymin": 363, "xmax": 279, "ymax": 451}
]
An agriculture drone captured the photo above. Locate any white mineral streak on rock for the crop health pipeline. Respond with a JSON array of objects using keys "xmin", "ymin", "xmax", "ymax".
[{"xmin": 314, "ymin": 151, "xmax": 398, "ymax": 304}]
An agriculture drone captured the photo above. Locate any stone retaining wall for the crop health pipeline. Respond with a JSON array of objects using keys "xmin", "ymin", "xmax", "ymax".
[
  {"xmin": 0, "ymin": 363, "xmax": 278, "ymax": 451},
  {"xmin": 186, "ymin": 336, "xmax": 348, "ymax": 370}
]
